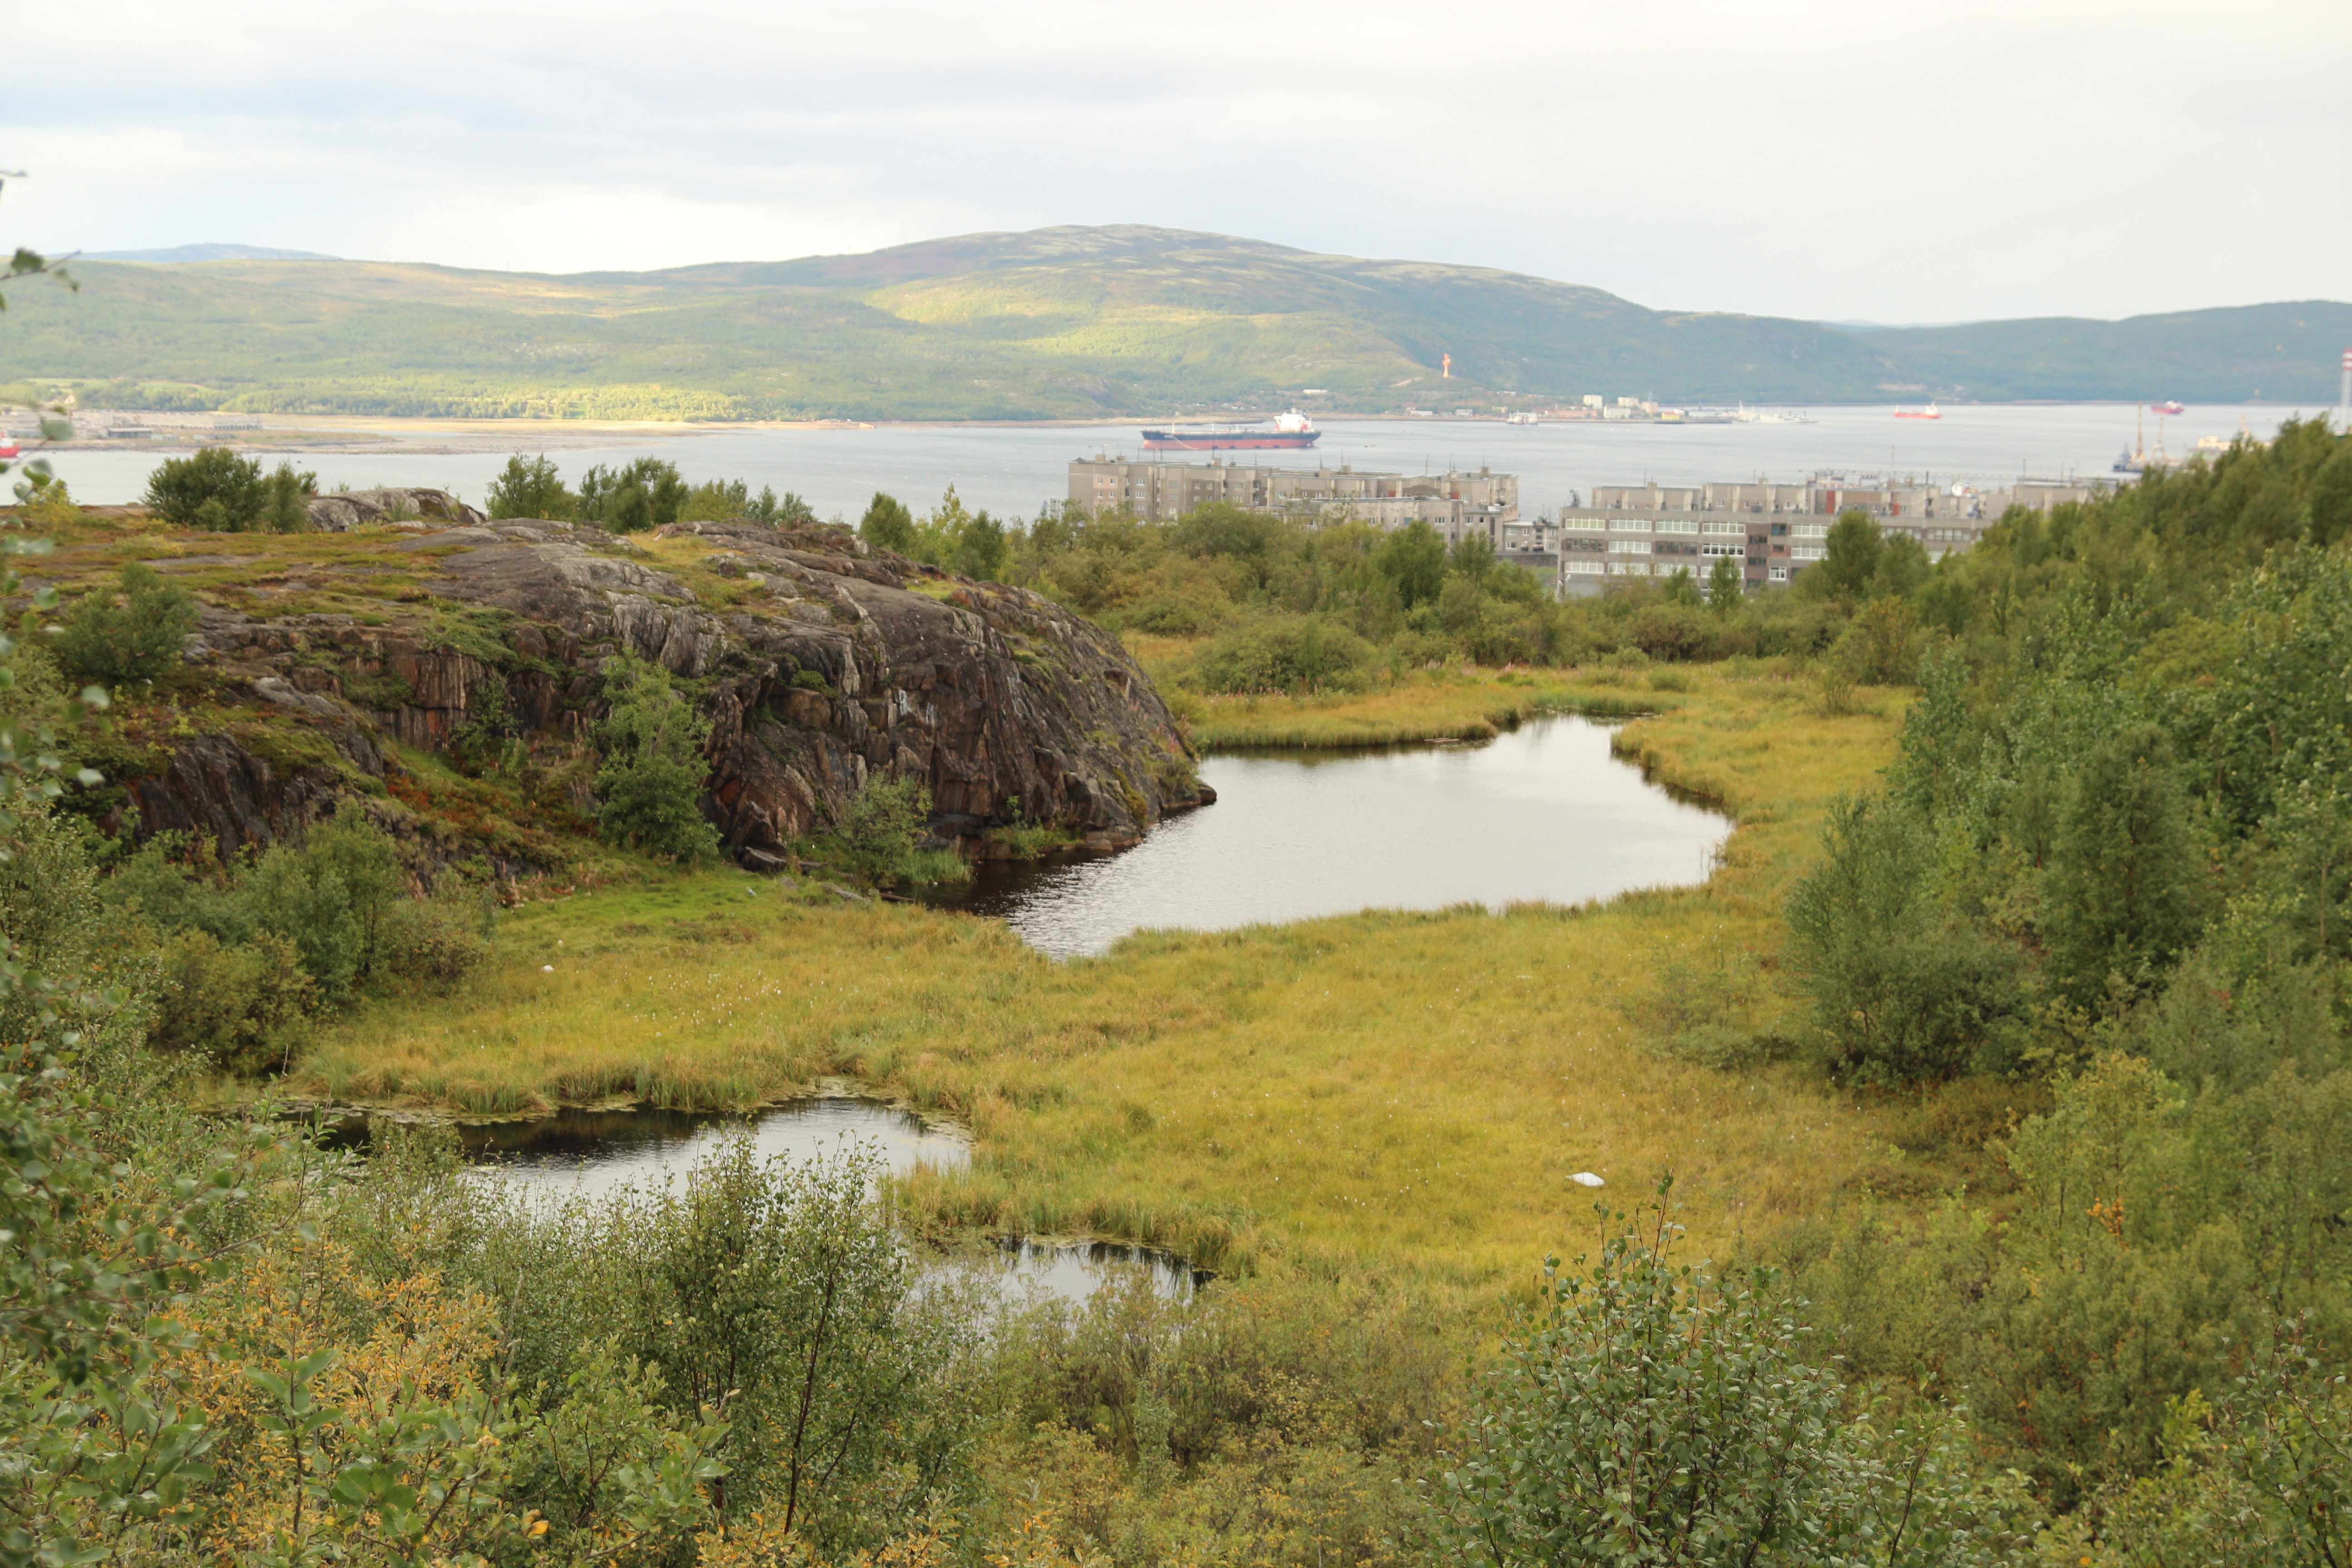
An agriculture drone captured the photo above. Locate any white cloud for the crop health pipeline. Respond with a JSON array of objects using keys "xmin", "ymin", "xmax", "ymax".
[{"xmin": 3, "ymin": 0, "xmax": 2346, "ymax": 318}]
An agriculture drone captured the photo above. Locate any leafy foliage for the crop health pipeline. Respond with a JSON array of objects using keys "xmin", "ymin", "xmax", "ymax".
[
  {"xmin": 859, "ymin": 491, "xmax": 917, "ymax": 554},
  {"xmin": 53, "ymin": 562, "xmax": 201, "ymax": 687},
  {"xmin": 593, "ymin": 654, "xmax": 718, "ymax": 861},
  {"xmin": 482, "ymin": 452, "xmax": 576, "ymax": 520},
  {"xmin": 827, "ymin": 774, "xmax": 934, "ymax": 886},
  {"xmin": 1442, "ymin": 1181, "xmax": 2030, "ymax": 1567},
  {"xmin": 578, "ymin": 456, "xmax": 687, "ymax": 534}
]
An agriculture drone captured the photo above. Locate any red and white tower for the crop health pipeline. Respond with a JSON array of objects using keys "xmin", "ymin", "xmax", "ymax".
[{"xmin": 1441, "ymin": 353, "xmax": 1452, "ymax": 379}]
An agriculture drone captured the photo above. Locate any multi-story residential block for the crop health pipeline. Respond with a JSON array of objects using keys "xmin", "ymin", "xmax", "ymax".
[
  {"xmin": 1068, "ymin": 456, "xmax": 1518, "ymax": 543},
  {"xmin": 1561, "ymin": 475, "xmax": 2116, "ymax": 594}
]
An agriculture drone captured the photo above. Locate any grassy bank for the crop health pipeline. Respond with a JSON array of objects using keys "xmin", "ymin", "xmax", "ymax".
[
  {"xmin": 1128, "ymin": 636, "xmax": 1754, "ymax": 750},
  {"xmin": 300, "ymin": 665, "xmax": 1959, "ymax": 1284}
]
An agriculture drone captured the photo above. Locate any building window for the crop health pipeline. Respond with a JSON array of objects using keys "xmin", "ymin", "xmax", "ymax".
[
  {"xmin": 1653, "ymin": 519, "xmax": 1700, "ymax": 535},
  {"xmin": 1608, "ymin": 540, "xmax": 1651, "ymax": 554},
  {"xmin": 1792, "ymin": 523, "xmax": 1829, "ymax": 539},
  {"xmin": 1769, "ymin": 566, "xmax": 1788, "ymax": 581},
  {"xmin": 1702, "ymin": 521, "xmax": 1744, "ymax": 535},
  {"xmin": 1609, "ymin": 519, "xmax": 1653, "ymax": 533},
  {"xmin": 1563, "ymin": 559, "xmax": 1604, "ymax": 575},
  {"xmin": 1792, "ymin": 545, "xmax": 1825, "ymax": 561}
]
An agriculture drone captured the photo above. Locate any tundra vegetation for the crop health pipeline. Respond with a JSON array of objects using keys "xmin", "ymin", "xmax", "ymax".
[{"xmin": 1, "ymin": 367, "xmax": 2350, "ymax": 1566}]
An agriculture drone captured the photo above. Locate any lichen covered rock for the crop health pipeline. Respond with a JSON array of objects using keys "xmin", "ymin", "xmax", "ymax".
[{"xmin": 122, "ymin": 519, "xmax": 1205, "ymax": 867}]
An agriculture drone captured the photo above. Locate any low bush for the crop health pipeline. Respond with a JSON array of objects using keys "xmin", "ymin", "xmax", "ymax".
[
  {"xmin": 827, "ymin": 774, "xmax": 941, "ymax": 886},
  {"xmin": 485, "ymin": 452, "xmax": 578, "ymax": 520},
  {"xmin": 142, "ymin": 446, "xmax": 314, "ymax": 532},
  {"xmin": 53, "ymin": 562, "xmax": 201, "ymax": 688},
  {"xmin": 594, "ymin": 655, "xmax": 720, "ymax": 862},
  {"xmin": 105, "ymin": 814, "xmax": 490, "ymax": 1071},
  {"xmin": 1191, "ymin": 614, "xmax": 1377, "ymax": 695}
]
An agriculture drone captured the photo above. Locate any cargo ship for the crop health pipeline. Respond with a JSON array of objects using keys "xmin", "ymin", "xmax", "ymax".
[
  {"xmin": 1893, "ymin": 402, "xmax": 1941, "ymax": 420},
  {"xmin": 2151, "ymin": 400, "xmax": 2185, "ymax": 415},
  {"xmin": 1142, "ymin": 409, "xmax": 1319, "ymax": 451}
]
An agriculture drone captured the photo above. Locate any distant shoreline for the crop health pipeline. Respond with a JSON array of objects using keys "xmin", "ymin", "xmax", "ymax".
[{"xmin": 34, "ymin": 398, "xmax": 2329, "ymax": 455}]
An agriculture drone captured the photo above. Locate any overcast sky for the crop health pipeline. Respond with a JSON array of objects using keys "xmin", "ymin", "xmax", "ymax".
[{"xmin": 5, "ymin": 0, "xmax": 2346, "ymax": 324}]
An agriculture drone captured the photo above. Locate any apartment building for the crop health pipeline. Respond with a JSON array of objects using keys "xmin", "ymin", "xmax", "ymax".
[
  {"xmin": 1562, "ymin": 475, "xmax": 2115, "ymax": 594},
  {"xmin": 1068, "ymin": 456, "xmax": 1518, "ymax": 543}
]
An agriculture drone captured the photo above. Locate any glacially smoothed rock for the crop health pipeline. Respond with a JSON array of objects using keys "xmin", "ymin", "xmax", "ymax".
[{"xmin": 121, "ymin": 519, "xmax": 1207, "ymax": 868}]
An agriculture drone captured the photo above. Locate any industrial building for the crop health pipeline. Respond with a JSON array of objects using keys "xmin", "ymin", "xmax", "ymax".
[
  {"xmin": 1559, "ymin": 476, "xmax": 2117, "ymax": 594},
  {"xmin": 1068, "ymin": 455, "xmax": 1518, "ymax": 545}
]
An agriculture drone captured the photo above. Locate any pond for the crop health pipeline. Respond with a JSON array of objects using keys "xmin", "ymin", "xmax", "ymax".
[
  {"xmin": 446, "ymin": 1094, "xmax": 1201, "ymax": 1300},
  {"xmin": 919, "ymin": 715, "xmax": 1731, "ymax": 958},
  {"xmin": 459, "ymin": 1093, "xmax": 970, "ymax": 1200}
]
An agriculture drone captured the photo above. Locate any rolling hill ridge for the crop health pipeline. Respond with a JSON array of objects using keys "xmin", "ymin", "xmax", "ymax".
[{"xmin": 2, "ymin": 225, "xmax": 2344, "ymax": 420}]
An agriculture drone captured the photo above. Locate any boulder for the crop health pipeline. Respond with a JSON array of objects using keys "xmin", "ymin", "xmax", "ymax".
[{"xmin": 306, "ymin": 487, "xmax": 487, "ymax": 533}]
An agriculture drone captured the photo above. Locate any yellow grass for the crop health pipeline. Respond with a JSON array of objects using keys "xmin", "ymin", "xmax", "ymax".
[{"xmin": 303, "ymin": 666, "xmax": 1920, "ymax": 1286}]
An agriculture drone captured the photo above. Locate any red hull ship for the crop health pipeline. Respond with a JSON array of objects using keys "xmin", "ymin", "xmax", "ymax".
[{"xmin": 1143, "ymin": 410, "xmax": 1319, "ymax": 451}]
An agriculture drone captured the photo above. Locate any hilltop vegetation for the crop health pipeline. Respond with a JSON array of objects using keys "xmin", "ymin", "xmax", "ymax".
[{"xmin": 3, "ymin": 225, "xmax": 2345, "ymax": 420}]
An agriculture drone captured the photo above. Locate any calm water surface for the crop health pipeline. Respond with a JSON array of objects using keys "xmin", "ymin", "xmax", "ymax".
[
  {"xmin": 462, "ymin": 1096, "xmax": 967, "ymax": 1201},
  {"xmin": 55, "ymin": 404, "xmax": 2317, "ymax": 519},
  {"xmin": 451, "ymin": 1098, "xmax": 1197, "ymax": 1298},
  {"xmin": 920, "ymin": 716, "xmax": 1730, "ymax": 959}
]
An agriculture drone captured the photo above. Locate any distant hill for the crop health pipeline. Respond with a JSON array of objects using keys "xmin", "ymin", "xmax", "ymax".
[
  {"xmin": 1842, "ymin": 304, "xmax": 2351, "ymax": 402},
  {"xmin": 2, "ymin": 225, "xmax": 2343, "ymax": 419},
  {"xmin": 79, "ymin": 243, "xmax": 340, "ymax": 263}
]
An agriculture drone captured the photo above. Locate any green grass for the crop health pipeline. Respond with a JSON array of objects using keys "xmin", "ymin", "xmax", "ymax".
[{"xmin": 297, "ymin": 666, "xmax": 1995, "ymax": 1287}]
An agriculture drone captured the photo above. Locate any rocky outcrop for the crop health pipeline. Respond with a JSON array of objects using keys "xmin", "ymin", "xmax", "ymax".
[
  {"xmin": 305, "ymin": 488, "xmax": 486, "ymax": 533},
  {"xmin": 128, "ymin": 519, "xmax": 1205, "ymax": 867}
]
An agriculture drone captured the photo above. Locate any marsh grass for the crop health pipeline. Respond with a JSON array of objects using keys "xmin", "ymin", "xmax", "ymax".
[
  {"xmin": 1161, "ymin": 669, "xmax": 1662, "ymax": 750},
  {"xmin": 303, "ymin": 667, "xmax": 1926, "ymax": 1285}
]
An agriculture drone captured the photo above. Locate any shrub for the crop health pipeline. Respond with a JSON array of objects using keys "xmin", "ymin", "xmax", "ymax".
[
  {"xmin": 53, "ymin": 562, "xmax": 201, "ymax": 687},
  {"xmin": 2042, "ymin": 723, "xmax": 2201, "ymax": 1009},
  {"xmin": 151, "ymin": 926, "xmax": 315, "ymax": 1074},
  {"xmin": 142, "ymin": 446, "xmax": 268, "ymax": 529},
  {"xmin": 485, "ymin": 452, "xmax": 577, "ymax": 520},
  {"xmin": 106, "ymin": 815, "xmax": 482, "ymax": 1044},
  {"xmin": 1441, "ymin": 1181, "xmax": 2030, "ymax": 1567},
  {"xmin": 594, "ymin": 654, "xmax": 719, "ymax": 861},
  {"xmin": 859, "ymin": 492, "xmax": 917, "ymax": 554},
  {"xmin": 829, "ymin": 775, "xmax": 934, "ymax": 886},
  {"xmin": 10, "ymin": 467, "xmax": 78, "ymax": 526},
  {"xmin": 260, "ymin": 461, "xmax": 317, "ymax": 533},
  {"xmin": 579, "ymin": 457, "xmax": 687, "ymax": 533},
  {"xmin": 1192, "ymin": 615, "xmax": 1376, "ymax": 695},
  {"xmin": 1785, "ymin": 794, "xmax": 2027, "ymax": 1084}
]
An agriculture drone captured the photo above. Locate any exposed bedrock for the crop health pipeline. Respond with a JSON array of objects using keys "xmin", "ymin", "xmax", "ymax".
[{"xmin": 130, "ymin": 520, "xmax": 1206, "ymax": 866}]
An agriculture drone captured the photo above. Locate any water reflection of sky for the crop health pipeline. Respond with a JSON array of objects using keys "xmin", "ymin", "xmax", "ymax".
[
  {"xmin": 923, "ymin": 717, "xmax": 1730, "ymax": 958},
  {"xmin": 463, "ymin": 1097, "xmax": 967, "ymax": 1203},
  {"xmin": 457, "ymin": 1098, "xmax": 1195, "ymax": 1302}
]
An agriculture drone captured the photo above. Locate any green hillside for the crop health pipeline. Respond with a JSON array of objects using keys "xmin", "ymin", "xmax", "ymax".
[
  {"xmin": 1846, "ymin": 301, "xmax": 2352, "ymax": 402},
  {"xmin": 1, "ymin": 225, "xmax": 2344, "ymax": 418}
]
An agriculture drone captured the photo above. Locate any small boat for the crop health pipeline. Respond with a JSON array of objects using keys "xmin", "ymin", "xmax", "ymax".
[
  {"xmin": 2151, "ymin": 400, "xmax": 2185, "ymax": 416},
  {"xmin": 1894, "ymin": 402, "xmax": 1941, "ymax": 420},
  {"xmin": 0, "ymin": 441, "xmax": 18, "ymax": 459}
]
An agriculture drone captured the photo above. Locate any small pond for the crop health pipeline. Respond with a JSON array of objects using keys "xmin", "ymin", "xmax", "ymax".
[
  {"xmin": 443, "ymin": 1096, "xmax": 1199, "ymax": 1300},
  {"xmin": 461, "ymin": 1094, "xmax": 968, "ymax": 1200},
  {"xmin": 919, "ymin": 716, "xmax": 1731, "ymax": 958}
]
